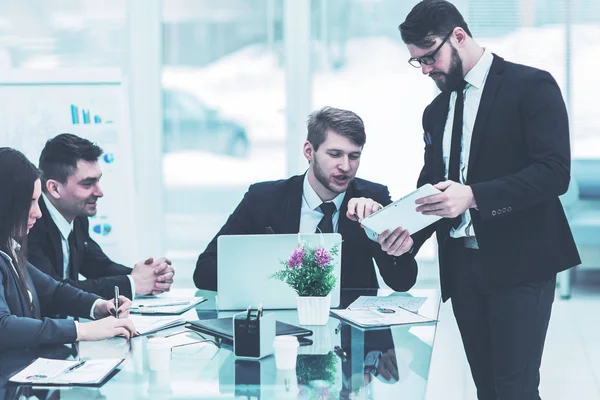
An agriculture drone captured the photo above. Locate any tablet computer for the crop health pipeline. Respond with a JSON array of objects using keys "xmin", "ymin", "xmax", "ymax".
[{"xmin": 360, "ymin": 183, "xmax": 442, "ymax": 238}]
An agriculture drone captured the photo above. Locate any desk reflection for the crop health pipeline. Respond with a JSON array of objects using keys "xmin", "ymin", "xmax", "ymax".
[{"xmin": 0, "ymin": 288, "xmax": 439, "ymax": 400}]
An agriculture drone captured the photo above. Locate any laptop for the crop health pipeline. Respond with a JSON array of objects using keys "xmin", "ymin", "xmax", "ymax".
[
  {"xmin": 186, "ymin": 318, "xmax": 314, "ymax": 346},
  {"xmin": 217, "ymin": 233, "xmax": 342, "ymax": 310}
]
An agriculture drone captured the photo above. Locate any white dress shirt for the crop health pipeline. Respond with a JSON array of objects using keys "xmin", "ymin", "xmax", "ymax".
[
  {"xmin": 43, "ymin": 193, "xmax": 135, "ymax": 297},
  {"xmin": 43, "ymin": 193, "xmax": 74, "ymax": 279},
  {"xmin": 442, "ymin": 49, "xmax": 494, "ymax": 239},
  {"xmin": 299, "ymin": 173, "xmax": 346, "ymax": 233}
]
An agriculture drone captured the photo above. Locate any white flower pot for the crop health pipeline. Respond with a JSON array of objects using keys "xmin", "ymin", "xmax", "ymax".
[{"xmin": 296, "ymin": 294, "xmax": 331, "ymax": 326}]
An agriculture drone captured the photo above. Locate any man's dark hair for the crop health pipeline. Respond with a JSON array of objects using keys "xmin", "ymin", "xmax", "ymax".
[
  {"xmin": 307, "ymin": 107, "xmax": 366, "ymax": 151},
  {"xmin": 38, "ymin": 133, "xmax": 103, "ymax": 191},
  {"xmin": 399, "ymin": 0, "xmax": 472, "ymax": 48}
]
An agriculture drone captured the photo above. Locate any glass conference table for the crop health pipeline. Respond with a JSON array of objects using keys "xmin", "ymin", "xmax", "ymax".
[{"xmin": 0, "ymin": 287, "xmax": 440, "ymax": 399}]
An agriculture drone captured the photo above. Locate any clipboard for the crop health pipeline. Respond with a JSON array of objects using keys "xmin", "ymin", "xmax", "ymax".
[
  {"xmin": 9, "ymin": 358, "xmax": 124, "ymax": 386},
  {"xmin": 360, "ymin": 183, "xmax": 443, "ymax": 237},
  {"xmin": 330, "ymin": 307, "xmax": 436, "ymax": 329}
]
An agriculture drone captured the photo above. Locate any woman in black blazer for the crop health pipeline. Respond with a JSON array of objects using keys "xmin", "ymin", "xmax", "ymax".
[{"xmin": 0, "ymin": 148, "xmax": 137, "ymax": 350}]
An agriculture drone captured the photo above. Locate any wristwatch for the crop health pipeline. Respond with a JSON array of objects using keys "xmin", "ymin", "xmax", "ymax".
[{"xmin": 363, "ymin": 350, "xmax": 383, "ymax": 376}]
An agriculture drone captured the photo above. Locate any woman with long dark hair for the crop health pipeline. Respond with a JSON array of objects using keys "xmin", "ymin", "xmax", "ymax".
[{"xmin": 0, "ymin": 148, "xmax": 137, "ymax": 350}]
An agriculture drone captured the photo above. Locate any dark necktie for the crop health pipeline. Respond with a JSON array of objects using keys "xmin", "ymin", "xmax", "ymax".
[
  {"xmin": 316, "ymin": 202, "xmax": 336, "ymax": 234},
  {"xmin": 67, "ymin": 229, "xmax": 76, "ymax": 280},
  {"xmin": 449, "ymin": 80, "xmax": 468, "ymax": 229}
]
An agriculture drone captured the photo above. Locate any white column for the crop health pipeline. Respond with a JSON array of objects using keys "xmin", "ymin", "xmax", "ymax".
[
  {"xmin": 126, "ymin": 0, "xmax": 164, "ymax": 257},
  {"xmin": 267, "ymin": 0, "xmax": 276, "ymax": 53},
  {"xmin": 284, "ymin": 0, "xmax": 312, "ymax": 176},
  {"xmin": 320, "ymin": 0, "xmax": 329, "ymax": 70}
]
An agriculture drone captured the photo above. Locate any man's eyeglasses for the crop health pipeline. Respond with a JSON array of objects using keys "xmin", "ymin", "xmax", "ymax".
[{"xmin": 408, "ymin": 30, "xmax": 454, "ymax": 68}]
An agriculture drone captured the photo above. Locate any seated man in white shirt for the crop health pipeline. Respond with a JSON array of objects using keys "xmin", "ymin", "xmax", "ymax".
[
  {"xmin": 194, "ymin": 106, "xmax": 417, "ymax": 292},
  {"xmin": 28, "ymin": 133, "xmax": 174, "ymax": 304}
]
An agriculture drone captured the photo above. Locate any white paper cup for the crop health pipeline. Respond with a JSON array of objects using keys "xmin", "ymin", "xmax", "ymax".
[
  {"xmin": 273, "ymin": 336, "xmax": 299, "ymax": 370},
  {"xmin": 147, "ymin": 337, "xmax": 171, "ymax": 371}
]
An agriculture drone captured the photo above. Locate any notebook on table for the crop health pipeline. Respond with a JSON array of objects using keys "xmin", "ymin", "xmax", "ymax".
[
  {"xmin": 9, "ymin": 358, "xmax": 124, "ymax": 386},
  {"xmin": 186, "ymin": 317, "xmax": 314, "ymax": 346}
]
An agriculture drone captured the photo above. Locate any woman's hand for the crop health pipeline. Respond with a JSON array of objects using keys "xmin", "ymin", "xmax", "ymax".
[
  {"xmin": 77, "ymin": 317, "xmax": 137, "ymax": 341},
  {"xmin": 93, "ymin": 296, "xmax": 132, "ymax": 319}
]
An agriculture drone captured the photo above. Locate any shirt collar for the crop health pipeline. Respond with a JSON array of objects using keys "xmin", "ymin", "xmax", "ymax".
[
  {"xmin": 464, "ymin": 48, "xmax": 493, "ymax": 90},
  {"xmin": 303, "ymin": 173, "xmax": 345, "ymax": 213},
  {"xmin": 42, "ymin": 193, "xmax": 74, "ymax": 240},
  {"xmin": 0, "ymin": 239, "xmax": 20, "ymax": 263}
]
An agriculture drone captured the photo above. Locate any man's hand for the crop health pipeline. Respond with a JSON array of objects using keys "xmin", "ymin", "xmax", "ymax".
[
  {"xmin": 378, "ymin": 349, "xmax": 400, "ymax": 383},
  {"xmin": 415, "ymin": 180, "xmax": 476, "ymax": 218},
  {"xmin": 93, "ymin": 296, "xmax": 132, "ymax": 319},
  {"xmin": 378, "ymin": 227, "xmax": 413, "ymax": 257},
  {"xmin": 131, "ymin": 257, "xmax": 174, "ymax": 296},
  {"xmin": 346, "ymin": 197, "xmax": 383, "ymax": 221},
  {"xmin": 145, "ymin": 257, "xmax": 175, "ymax": 296}
]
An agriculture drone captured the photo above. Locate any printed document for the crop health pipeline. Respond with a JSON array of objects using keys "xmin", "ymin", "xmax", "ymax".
[{"xmin": 9, "ymin": 358, "xmax": 123, "ymax": 386}]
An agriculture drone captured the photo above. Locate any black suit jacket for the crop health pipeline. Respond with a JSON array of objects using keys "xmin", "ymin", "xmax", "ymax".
[
  {"xmin": 412, "ymin": 54, "xmax": 580, "ymax": 301},
  {"xmin": 27, "ymin": 196, "xmax": 133, "ymax": 301},
  {"xmin": 194, "ymin": 175, "xmax": 418, "ymax": 292},
  {"xmin": 0, "ymin": 253, "xmax": 100, "ymax": 350}
]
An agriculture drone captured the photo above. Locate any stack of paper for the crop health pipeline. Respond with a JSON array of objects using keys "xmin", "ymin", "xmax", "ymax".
[
  {"xmin": 131, "ymin": 296, "xmax": 206, "ymax": 315},
  {"xmin": 330, "ymin": 295, "xmax": 435, "ymax": 328},
  {"xmin": 347, "ymin": 296, "xmax": 428, "ymax": 313},
  {"xmin": 131, "ymin": 315, "xmax": 186, "ymax": 335},
  {"xmin": 9, "ymin": 358, "xmax": 124, "ymax": 386}
]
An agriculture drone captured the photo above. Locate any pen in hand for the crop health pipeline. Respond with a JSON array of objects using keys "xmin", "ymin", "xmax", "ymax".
[{"xmin": 114, "ymin": 286, "xmax": 119, "ymax": 319}]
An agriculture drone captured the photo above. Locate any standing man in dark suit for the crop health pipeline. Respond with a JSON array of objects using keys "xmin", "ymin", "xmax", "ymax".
[
  {"xmin": 396, "ymin": 1, "xmax": 581, "ymax": 399},
  {"xmin": 28, "ymin": 134, "xmax": 175, "ymax": 301},
  {"xmin": 194, "ymin": 106, "xmax": 417, "ymax": 292}
]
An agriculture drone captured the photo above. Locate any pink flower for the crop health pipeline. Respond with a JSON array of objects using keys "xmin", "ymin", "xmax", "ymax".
[
  {"xmin": 288, "ymin": 246, "xmax": 305, "ymax": 269},
  {"xmin": 314, "ymin": 247, "xmax": 330, "ymax": 268}
]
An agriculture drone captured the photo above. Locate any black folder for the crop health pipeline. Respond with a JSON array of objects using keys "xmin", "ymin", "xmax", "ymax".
[{"xmin": 186, "ymin": 318, "xmax": 314, "ymax": 346}]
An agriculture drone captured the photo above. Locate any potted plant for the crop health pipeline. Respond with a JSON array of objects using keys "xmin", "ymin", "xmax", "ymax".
[{"xmin": 270, "ymin": 242, "xmax": 339, "ymax": 325}]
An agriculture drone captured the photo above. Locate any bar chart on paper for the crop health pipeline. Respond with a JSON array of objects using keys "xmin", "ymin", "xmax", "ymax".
[{"xmin": 70, "ymin": 104, "xmax": 114, "ymax": 125}]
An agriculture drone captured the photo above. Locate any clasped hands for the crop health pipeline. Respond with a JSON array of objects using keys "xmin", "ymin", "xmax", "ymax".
[{"xmin": 132, "ymin": 256, "xmax": 175, "ymax": 296}]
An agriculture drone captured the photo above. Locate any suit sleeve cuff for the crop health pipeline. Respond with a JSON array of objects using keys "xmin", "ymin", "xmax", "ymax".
[
  {"xmin": 90, "ymin": 298, "xmax": 103, "ymax": 319},
  {"xmin": 127, "ymin": 275, "xmax": 136, "ymax": 300},
  {"xmin": 74, "ymin": 321, "xmax": 80, "ymax": 341}
]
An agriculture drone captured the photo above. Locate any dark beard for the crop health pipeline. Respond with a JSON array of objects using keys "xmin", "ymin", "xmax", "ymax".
[
  {"xmin": 434, "ymin": 46, "xmax": 464, "ymax": 92},
  {"xmin": 313, "ymin": 156, "xmax": 351, "ymax": 195}
]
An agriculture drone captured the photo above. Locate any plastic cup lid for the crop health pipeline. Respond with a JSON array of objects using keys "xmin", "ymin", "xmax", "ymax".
[
  {"xmin": 147, "ymin": 337, "xmax": 170, "ymax": 347},
  {"xmin": 273, "ymin": 335, "xmax": 299, "ymax": 346}
]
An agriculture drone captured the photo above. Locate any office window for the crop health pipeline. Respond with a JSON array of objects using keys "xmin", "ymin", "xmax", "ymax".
[
  {"xmin": 464, "ymin": 0, "xmax": 600, "ymax": 159},
  {"xmin": 162, "ymin": 0, "xmax": 286, "ymax": 286},
  {"xmin": 0, "ymin": 0, "xmax": 126, "ymax": 69}
]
